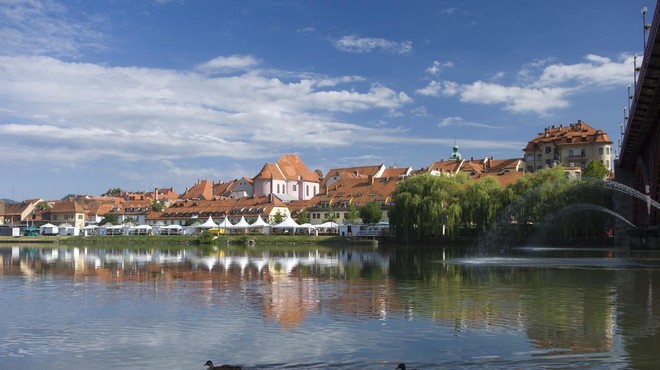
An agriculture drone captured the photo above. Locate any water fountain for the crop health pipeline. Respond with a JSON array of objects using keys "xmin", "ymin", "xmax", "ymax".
[{"xmin": 472, "ymin": 178, "xmax": 660, "ymax": 255}]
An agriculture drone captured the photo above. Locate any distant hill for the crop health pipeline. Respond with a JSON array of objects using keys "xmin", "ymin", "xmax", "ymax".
[{"xmin": 1, "ymin": 198, "xmax": 17, "ymax": 204}]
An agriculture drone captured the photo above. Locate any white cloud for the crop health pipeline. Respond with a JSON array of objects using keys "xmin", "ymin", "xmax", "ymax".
[
  {"xmin": 0, "ymin": 0, "xmax": 106, "ymax": 57},
  {"xmin": 0, "ymin": 55, "xmax": 413, "ymax": 166},
  {"xmin": 459, "ymin": 81, "xmax": 571, "ymax": 115},
  {"xmin": 196, "ymin": 55, "xmax": 259, "ymax": 73},
  {"xmin": 536, "ymin": 54, "xmax": 633, "ymax": 87},
  {"xmin": 426, "ymin": 60, "xmax": 453, "ymax": 75},
  {"xmin": 416, "ymin": 81, "xmax": 441, "ymax": 97},
  {"xmin": 432, "ymin": 54, "xmax": 631, "ymax": 115},
  {"xmin": 438, "ymin": 116, "xmax": 502, "ymax": 129},
  {"xmin": 334, "ymin": 35, "xmax": 412, "ymax": 54}
]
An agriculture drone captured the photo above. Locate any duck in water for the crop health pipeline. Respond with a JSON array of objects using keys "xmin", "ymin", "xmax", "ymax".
[
  {"xmin": 395, "ymin": 364, "xmax": 417, "ymax": 370},
  {"xmin": 204, "ymin": 360, "xmax": 242, "ymax": 370}
]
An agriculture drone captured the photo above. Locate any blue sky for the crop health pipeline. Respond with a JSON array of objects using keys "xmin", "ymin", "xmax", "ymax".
[{"xmin": 0, "ymin": 0, "xmax": 654, "ymax": 200}]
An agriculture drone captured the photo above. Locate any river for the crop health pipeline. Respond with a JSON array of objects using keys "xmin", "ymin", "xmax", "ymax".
[{"xmin": 1, "ymin": 243, "xmax": 660, "ymax": 369}]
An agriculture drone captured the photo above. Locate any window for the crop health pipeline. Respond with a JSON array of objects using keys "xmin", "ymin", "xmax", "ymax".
[
  {"xmin": 292, "ymin": 184, "xmax": 297, "ymax": 191},
  {"xmin": 306, "ymin": 185, "xmax": 309, "ymax": 197},
  {"xmin": 581, "ymin": 149, "xmax": 585, "ymax": 157},
  {"xmin": 536, "ymin": 154, "xmax": 542, "ymax": 161},
  {"xmin": 568, "ymin": 149, "xmax": 574, "ymax": 157},
  {"xmin": 545, "ymin": 146, "xmax": 552, "ymax": 154},
  {"xmin": 606, "ymin": 147, "xmax": 610, "ymax": 155},
  {"xmin": 598, "ymin": 148, "xmax": 603, "ymax": 155},
  {"xmin": 78, "ymin": 215, "xmax": 83, "ymax": 219},
  {"xmin": 527, "ymin": 166, "xmax": 533, "ymax": 172}
]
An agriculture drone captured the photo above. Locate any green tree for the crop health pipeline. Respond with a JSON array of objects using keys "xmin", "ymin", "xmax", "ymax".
[
  {"xmin": 104, "ymin": 187, "xmax": 123, "ymax": 196},
  {"xmin": 583, "ymin": 160, "xmax": 608, "ymax": 179},
  {"xmin": 99, "ymin": 213, "xmax": 118, "ymax": 225},
  {"xmin": 272, "ymin": 210, "xmax": 285, "ymax": 224},
  {"xmin": 360, "ymin": 201, "xmax": 382, "ymax": 224},
  {"xmin": 323, "ymin": 206, "xmax": 337, "ymax": 222},
  {"xmin": 151, "ymin": 201, "xmax": 164, "ymax": 212},
  {"xmin": 34, "ymin": 201, "xmax": 49, "ymax": 211},
  {"xmin": 389, "ymin": 173, "xmax": 468, "ymax": 242},
  {"xmin": 344, "ymin": 203, "xmax": 359, "ymax": 224},
  {"xmin": 296, "ymin": 210, "xmax": 310, "ymax": 225},
  {"xmin": 123, "ymin": 217, "xmax": 138, "ymax": 225},
  {"xmin": 463, "ymin": 176, "xmax": 505, "ymax": 233}
]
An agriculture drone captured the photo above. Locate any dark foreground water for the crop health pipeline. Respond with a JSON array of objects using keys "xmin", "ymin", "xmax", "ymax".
[{"xmin": 2, "ymin": 244, "xmax": 660, "ymax": 369}]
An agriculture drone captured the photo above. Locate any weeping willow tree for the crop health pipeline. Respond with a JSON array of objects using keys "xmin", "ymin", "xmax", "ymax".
[
  {"xmin": 389, "ymin": 173, "xmax": 469, "ymax": 242},
  {"xmin": 462, "ymin": 176, "xmax": 507, "ymax": 234},
  {"xmin": 502, "ymin": 166, "xmax": 612, "ymax": 244},
  {"xmin": 390, "ymin": 166, "xmax": 614, "ymax": 244}
]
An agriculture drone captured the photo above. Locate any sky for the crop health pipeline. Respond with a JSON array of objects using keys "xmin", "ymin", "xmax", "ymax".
[{"xmin": 0, "ymin": 0, "xmax": 655, "ymax": 201}]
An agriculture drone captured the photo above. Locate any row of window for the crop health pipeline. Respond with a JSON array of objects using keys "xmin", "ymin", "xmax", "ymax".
[
  {"xmin": 530, "ymin": 146, "xmax": 610, "ymax": 162},
  {"xmin": 273, "ymin": 183, "xmax": 318, "ymax": 197}
]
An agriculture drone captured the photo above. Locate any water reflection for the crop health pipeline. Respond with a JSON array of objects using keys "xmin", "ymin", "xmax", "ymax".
[{"xmin": 1, "ymin": 244, "xmax": 660, "ymax": 368}]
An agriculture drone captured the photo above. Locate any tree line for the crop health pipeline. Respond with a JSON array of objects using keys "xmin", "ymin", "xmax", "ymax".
[{"xmin": 389, "ymin": 161, "xmax": 613, "ymax": 244}]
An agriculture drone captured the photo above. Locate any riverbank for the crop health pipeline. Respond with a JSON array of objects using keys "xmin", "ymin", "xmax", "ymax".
[{"xmin": 0, "ymin": 234, "xmax": 380, "ymax": 247}]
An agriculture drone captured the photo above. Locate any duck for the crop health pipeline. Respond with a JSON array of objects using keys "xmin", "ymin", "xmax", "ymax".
[
  {"xmin": 395, "ymin": 363, "xmax": 417, "ymax": 370},
  {"xmin": 204, "ymin": 360, "xmax": 242, "ymax": 370}
]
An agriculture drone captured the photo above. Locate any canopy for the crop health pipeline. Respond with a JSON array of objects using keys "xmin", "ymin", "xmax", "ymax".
[
  {"xmin": 232, "ymin": 216, "xmax": 251, "ymax": 229},
  {"xmin": 273, "ymin": 215, "xmax": 299, "ymax": 229},
  {"xmin": 250, "ymin": 216, "xmax": 270, "ymax": 228},
  {"xmin": 317, "ymin": 222, "xmax": 338, "ymax": 228},
  {"xmin": 216, "ymin": 217, "xmax": 234, "ymax": 229},
  {"xmin": 198, "ymin": 216, "xmax": 219, "ymax": 229},
  {"xmin": 39, "ymin": 223, "xmax": 59, "ymax": 235}
]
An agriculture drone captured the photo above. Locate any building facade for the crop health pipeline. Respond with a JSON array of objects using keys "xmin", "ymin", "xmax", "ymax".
[{"xmin": 523, "ymin": 120, "xmax": 612, "ymax": 173}]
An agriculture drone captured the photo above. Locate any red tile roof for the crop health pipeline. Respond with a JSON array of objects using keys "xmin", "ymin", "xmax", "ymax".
[
  {"xmin": 524, "ymin": 120, "xmax": 612, "ymax": 150},
  {"xmin": 180, "ymin": 179, "xmax": 213, "ymax": 200},
  {"xmin": 277, "ymin": 153, "xmax": 320, "ymax": 182}
]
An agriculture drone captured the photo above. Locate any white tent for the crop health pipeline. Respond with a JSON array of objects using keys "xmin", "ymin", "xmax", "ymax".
[
  {"xmin": 232, "ymin": 216, "xmax": 251, "ymax": 229},
  {"xmin": 58, "ymin": 223, "xmax": 80, "ymax": 236},
  {"xmin": 39, "ymin": 223, "xmax": 59, "ymax": 235},
  {"xmin": 160, "ymin": 224, "xmax": 183, "ymax": 235},
  {"xmin": 317, "ymin": 221, "xmax": 339, "ymax": 235},
  {"xmin": 249, "ymin": 216, "xmax": 270, "ymax": 235},
  {"xmin": 297, "ymin": 223, "xmax": 316, "ymax": 235},
  {"xmin": 197, "ymin": 216, "xmax": 219, "ymax": 229},
  {"xmin": 250, "ymin": 216, "xmax": 270, "ymax": 227},
  {"xmin": 216, "ymin": 217, "xmax": 234, "ymax": 229},
  {"xmin": 105, "ymin": 224, "xmax": 125, "ymax": 236},
  {"xmin": 273, "ymin": 215, "xmax": 299, "ymax": 234},
  {"xmin": 134, "ymin": 224, "xmax": 152, "ymax": 235},
  {"xmin": 81, "ymin": 224, "xmax": 98, "ymax": 236}
]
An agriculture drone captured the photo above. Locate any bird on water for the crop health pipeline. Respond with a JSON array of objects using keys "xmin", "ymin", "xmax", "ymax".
[
  {"xmin": 204, "ymin": 360, "xmax": 242, "ymax": 370},
  {"xmin": 395, "ymin": 363, "xmax": 418, "ymax": 370}
]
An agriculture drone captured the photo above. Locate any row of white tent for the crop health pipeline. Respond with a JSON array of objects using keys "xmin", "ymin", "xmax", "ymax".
[{"xmin": 41, "ymin": 215, "xmax": 339, "ymax": 236}]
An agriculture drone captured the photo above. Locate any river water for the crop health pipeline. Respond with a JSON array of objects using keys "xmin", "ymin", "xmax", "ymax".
[{"xmin": 1, "ymin": 244, "xmax": 660, "ymax": 369}]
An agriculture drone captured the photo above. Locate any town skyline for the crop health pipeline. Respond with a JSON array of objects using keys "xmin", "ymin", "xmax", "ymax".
[{"xmin": 0, "ymin": 0, "xmax": 651, "ymax": 200}]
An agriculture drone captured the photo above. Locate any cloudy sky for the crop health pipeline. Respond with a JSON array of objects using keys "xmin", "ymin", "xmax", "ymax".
[{"xmin": 0, "ymin": 0, "xmax": 653, "ymax": 200}]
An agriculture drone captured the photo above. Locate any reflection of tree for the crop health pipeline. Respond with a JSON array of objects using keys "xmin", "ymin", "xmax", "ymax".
[
  {"xmin": 616, "ymin": 270, "xmax": 660, "ymax": 369},
  {"xmin": 518, "ymin": 269, "xmax": 615, "ymax": 353},
  {"xmin": 3, "ymin": 245, "xmax": 650, "ymax": 360},
  {"xmin": 389, "ymin": 248, "xmax": 617, "ymax": 353}
]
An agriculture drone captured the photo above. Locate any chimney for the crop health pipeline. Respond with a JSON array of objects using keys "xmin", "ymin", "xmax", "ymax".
[
  {"xmin": 368, "ymin": 174, "xmax": 374, "ymax": 186},
  {"xmin": 154, "ymin": 188, "xmax": 158, "ymax": 202}
]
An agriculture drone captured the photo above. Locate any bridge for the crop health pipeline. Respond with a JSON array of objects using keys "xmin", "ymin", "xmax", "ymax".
[{"xmin": 618, "ymin": 3, "xmax": 660, "ymax": 235}]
